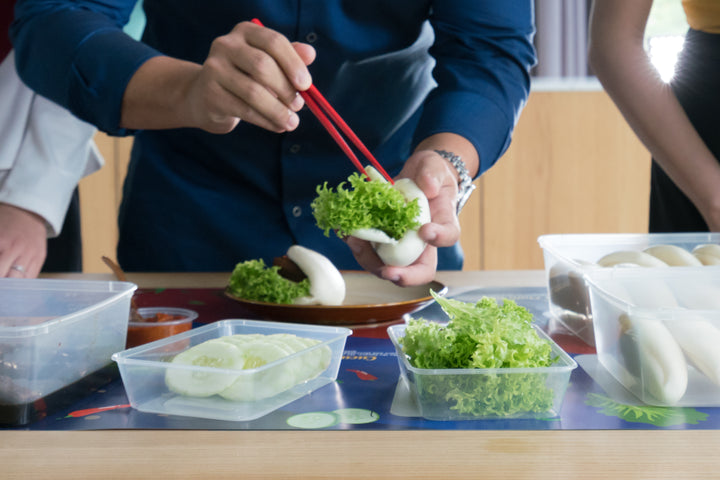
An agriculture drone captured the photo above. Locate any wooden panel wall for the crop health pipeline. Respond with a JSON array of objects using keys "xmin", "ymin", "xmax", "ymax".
[
  {"xmin": 477, "ymin": 90, "xmax": 651, "ymax": 270},
  {"xmin": 78, "ymin": 90, "xmax": 651, "ymax": 273},
  {"xmin": 78, "ymin": 135, "xmax": 132, "ymax": 274}
]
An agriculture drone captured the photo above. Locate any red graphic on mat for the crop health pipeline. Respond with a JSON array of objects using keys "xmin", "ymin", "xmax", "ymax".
[
  {"xmin": 347, "ymin": 369, "xmax": 377, "ymax": 381},
  {"xmin": 66, "ymin": 404, "xmax": 131, "ymax": 418}
]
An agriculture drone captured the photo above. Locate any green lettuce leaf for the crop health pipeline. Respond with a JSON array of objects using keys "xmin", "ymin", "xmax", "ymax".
[
  {"xmin": 227, "ymin": 259, "xmax": 310, "ymax": 304},
  {"xmin": 399, "ymin": 292, "xmax": 558, "ymax": 417},
  {"xmin": 311, "ymin": 171, "xmax": 420, "ymax": 240}
]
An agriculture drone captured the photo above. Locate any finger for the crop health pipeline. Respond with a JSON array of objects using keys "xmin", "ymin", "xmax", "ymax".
[
  {"xmin": 407, "ymin": 156, "xmax": 461, "ymax": 246},
  {"xmin": 208, "ymin": 24, "xmax": 305, "ymax": 124},
  {"xmin": 200, "ymin": 53, "xmax": 298, "ymax": 132},
  {"xmin": 5, "ymin": 261, "xmax": 26, "ymax": 278},
  {"xmin": 243, "ymin": 22, "xmax": 312, "ymax": 95},
  {"xmin": 345, "ymin": 236, "xmax": 386, "ymax": 276},
  {"xmin": 25, "ymin": 256, "xmax": 44, "ymax": 279},
  {"xmin": 379, "ymin": 247, "xmax": 438, "ymax": 287},
  {"xmin": 230, "ymin": 47, "xmax": 303, "ymax": 111},
  {"xmin": 214, "ymin": 70, "xmax": 300, "ymax": 132},
  {"xmin": 292, "ymin": 42, "xmax": 317, "ymax": 67},
  {"xmin": 418, "ymin": 211, "xmax": 460, "ymax": 248},
  {"xmin": 0, "ymin": 250, "xmax": 17, "ymax": 277}
]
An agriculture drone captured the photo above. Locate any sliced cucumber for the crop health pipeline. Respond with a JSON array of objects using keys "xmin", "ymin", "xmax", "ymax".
[
  {"xmin": 165, "ymin": 333, "xmax": 333, "ymax": 401},
  {"xmin": 217, "ymin": 334, "xmax": 266, "ymax": 347},
  {"xmin": 265, "ymin": 333, "xmax": 309, "ymax": 352},
  {"xmin": 293, "ymin": 336, "xmax": 333, "ymax": 380},
  {"xmin": 165, "ymin": 339, "xmax": 245, "ymax": 397},
  {"xmin": 263, "ymin": 334, "xmax": 317, "ymax": 383},
  {"xmin": 219, "ymin": 341, "xmax": 297, "ymax": 401},
  {"xmin": 266, "ymin": 334, "xmax": 332, "ymax": 382}
]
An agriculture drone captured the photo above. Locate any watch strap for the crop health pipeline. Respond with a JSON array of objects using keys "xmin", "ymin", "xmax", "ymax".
[{"xmin": 434, "ymin": 149, "xmax": 476, "ymax": 214}]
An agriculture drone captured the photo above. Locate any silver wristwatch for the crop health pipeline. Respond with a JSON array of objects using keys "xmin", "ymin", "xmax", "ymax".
[{"xmin": 434, "ymin": 149, "xmax": 476, "ymax": 214}]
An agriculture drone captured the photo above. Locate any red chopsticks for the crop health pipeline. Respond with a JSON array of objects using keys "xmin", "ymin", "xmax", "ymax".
[{"xmin": 251, "ymin": 19, "xmax": 394, "ymax": 184}]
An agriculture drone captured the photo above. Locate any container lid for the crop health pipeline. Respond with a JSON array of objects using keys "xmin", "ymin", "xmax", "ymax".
[{"xmin": 0, "ymin": 278, "xmax": 137, "ymax": 336}]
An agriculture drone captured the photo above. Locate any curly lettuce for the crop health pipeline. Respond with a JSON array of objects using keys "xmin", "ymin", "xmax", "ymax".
[
  {"xmin": 311, "ymin": 171, "xmax": 420, "ymax": 240},
  {"xmin": 400, "ymin": 292, "xmax": 558, "ymax": 417},
  {"xmin": 227, "ymin": 259, "xmax": 310, "ymax": 304}
]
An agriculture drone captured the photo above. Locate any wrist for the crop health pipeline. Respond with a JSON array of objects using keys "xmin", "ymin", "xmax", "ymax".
[
  {"xmin": 433, "ymin": 149, "xmax": 476, "ymax": 214},
  {"xmin": 121, "ymin": 57, "xmax": 202, "ymax": 130}
]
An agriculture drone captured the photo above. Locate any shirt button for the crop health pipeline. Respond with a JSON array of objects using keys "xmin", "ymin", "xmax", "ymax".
[
  {"xmin": 305, "ymin": 32, "xmax": 318, "ymax": 43},
  {"xmin": 289, "ymin": 144, "xmax": 301, "ymax": 154},
  {"xmin": 292, "ymin": 206, "xmax": 303, "ymax": 217}
]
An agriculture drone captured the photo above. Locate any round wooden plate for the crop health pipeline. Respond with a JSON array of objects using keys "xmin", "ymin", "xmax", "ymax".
[{"xmin": 224, "ymin": 272, "xmax": 447, "ymax": 326}]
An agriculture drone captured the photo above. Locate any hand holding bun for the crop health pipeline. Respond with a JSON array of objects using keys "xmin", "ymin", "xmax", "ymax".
[{"xmin": 356, "ymin": 168, "xmax": 431, "ymax": 267}]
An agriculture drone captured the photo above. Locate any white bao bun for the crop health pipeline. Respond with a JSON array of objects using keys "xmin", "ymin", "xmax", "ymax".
[
  {"xmin": 350, "ymin": 167, "xmax": 431, "ymax": 267},
  {"xmin": 693, "ymin": 244, "xmax": 720, "ymax": 265},
  {"xmin": 620, "ymin": 313, "xmax": 688, "ymax": 405},
  {"xmin": 596, "ymin": 250, "xmax": 669, "ymax": 268},
  {"xmin": 287, "ymin": 245, "xmax": 346, "ymax": 306},
  {"xmin": 643, "ymin": 244, "xmax": 703, "ymax": 266}
]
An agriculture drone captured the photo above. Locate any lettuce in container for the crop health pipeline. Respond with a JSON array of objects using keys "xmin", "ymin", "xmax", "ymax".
[{"xmin": 399, "ymin": 292, "xmax": 559, "ymax": 418}]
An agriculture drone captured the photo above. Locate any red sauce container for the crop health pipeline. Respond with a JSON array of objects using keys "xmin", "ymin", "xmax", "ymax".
[{"xmin": 126, "ymin": 307, "xmax": 198, "ymax": 348}]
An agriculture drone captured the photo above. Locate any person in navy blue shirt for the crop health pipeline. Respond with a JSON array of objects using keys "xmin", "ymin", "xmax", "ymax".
[{"xmin": 12, "ymin": 1, "xmax": 535, "ymax": 286}]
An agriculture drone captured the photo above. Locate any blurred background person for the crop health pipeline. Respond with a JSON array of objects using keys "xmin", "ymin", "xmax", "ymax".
[
  {"xmin": 0, "ymin": 0, "xmax": 103, "ymax": 278},
  {"xmin": 589, "ymin": 0, "xmax": 720, "ymax": 233}
]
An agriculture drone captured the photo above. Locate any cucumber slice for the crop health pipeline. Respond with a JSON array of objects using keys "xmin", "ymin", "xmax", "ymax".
[
  {"xmin": 218, "ymin": 334, "xmax": 266, "ymax": 346},
  {"xmin": 266, "ymin": 334, "xmax": 331, "ymax": 382},
  {"xmin": 165, "ymin": 339, "xmax": 245, "ymax": 397},
  {"xmin": 219, "ymin": 341, "xmax": 297, "ymax": 401},
  {"xmin": 265, "ymin": 333, "xmax": 309, "ymax": 352},
  {"xmin": 293, "ymin": 337, "xmax": 333, "ymax": 380},
  {"xmin": 166, "ymin": 333, "xmax": 334, "ymax": 402}
]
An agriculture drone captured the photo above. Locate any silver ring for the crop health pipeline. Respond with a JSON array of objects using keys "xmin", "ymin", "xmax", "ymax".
[{"xmin": 10, "ymin": 265, "xmax": 26, "ymax": 273}]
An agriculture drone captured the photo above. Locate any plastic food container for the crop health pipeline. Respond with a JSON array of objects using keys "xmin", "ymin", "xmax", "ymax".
[
  {"xmin": 0, "ymin": 278, "xmax": 136, "ymax": 426},
  {"xmin": 538, "ymin": 232, "xmax": 720, "ymax": 346},
  {"xmin": 126, "ymin": 307, "xmax": 198, "ymax": 348},
  {"xmin": 113, "ymin": 319, "xmax": 351, "ymax": 421},
  {"xmin": 585, "ymin": 267, "xmax": 720, "ymax": 406},
  {"xmin": 387, "ymin": 323, "xmax": 577, "ymax": 421}
]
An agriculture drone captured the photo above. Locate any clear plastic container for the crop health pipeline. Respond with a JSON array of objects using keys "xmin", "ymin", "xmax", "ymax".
[
  {"xmin": 0, "ymin": 278, "xmax": 136, "ymax": 426},
  {"xmin": 113, "ymin": 319, "xmax": 351, "ymax": 421},
  {"xmin": 387, "ymin": 323, "xmax": 577, "ymax": 421},
  {"xmin": 586, "ymin": 267, "xmax": 720, "ymax": 406},
  {"xmin": 538, "ymin": 232, "xmax": 720, "ymax": 346},
  {"xmin": 126, "ymin": 307, "xmax": 198, "ymax": 348}
]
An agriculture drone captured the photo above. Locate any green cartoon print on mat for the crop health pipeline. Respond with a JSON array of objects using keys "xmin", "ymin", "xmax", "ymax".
[{"xmin": 586, "ymin": 393, "xmax": 708, "ymax": 427}]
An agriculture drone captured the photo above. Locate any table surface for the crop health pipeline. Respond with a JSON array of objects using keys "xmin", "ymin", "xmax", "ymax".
[{"xmin": 2, "ymin": 270, "xmax": 719, "ymax": 479}]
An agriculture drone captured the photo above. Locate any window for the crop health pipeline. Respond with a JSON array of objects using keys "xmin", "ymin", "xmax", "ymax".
[{"xmin": 646, "ymin": 0, "xmax": 689, "ymax": 82}]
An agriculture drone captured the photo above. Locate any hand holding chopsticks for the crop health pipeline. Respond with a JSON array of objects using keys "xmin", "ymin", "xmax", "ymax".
[{"xmin": 251, "ymin": 18, "xmax": 394, "ymax": 184}]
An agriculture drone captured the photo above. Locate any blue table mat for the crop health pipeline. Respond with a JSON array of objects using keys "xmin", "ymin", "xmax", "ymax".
[{"xmin": 11, "ymin": 287, "xmax": 720, "ymax": 431}]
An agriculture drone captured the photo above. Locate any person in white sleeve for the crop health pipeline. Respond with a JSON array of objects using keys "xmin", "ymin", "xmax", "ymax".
[{"xmin": 0, "ymin": 50, "xmax": 104, "ymax": 278}]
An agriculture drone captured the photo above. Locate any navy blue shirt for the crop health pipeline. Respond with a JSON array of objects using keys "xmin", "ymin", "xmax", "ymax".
[{"xmin": 12, "ymin": 0, "xmax": 535, "ymax": 272}]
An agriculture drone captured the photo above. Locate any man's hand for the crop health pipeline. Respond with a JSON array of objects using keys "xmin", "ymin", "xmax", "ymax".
[
  {"xmin": 346, "ymin": 149, "xmax": 461, "ymax": 286},
  {"xmin": 121, "ymin": 21, "xmax": 316, "ymax": 133}
]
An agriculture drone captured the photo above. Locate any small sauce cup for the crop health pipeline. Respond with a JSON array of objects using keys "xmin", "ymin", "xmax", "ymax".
[{"xmin": 126, "ymin": 307, "xmax": 198, "ymax": 348}]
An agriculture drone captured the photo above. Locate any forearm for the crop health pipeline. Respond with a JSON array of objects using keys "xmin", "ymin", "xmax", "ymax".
[
  {"xmin": 120, "ymin": 56, "xmax": 203, "ymax": 130},
  {"xmin": 418, "ymin": 0, "xmax": 534, "ymax": 176}
]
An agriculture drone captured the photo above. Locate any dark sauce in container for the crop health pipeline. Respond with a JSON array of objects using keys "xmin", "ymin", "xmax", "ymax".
[{"xmin": 0, "ymin": 363, "xmax": 119, "ymax": 427}]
